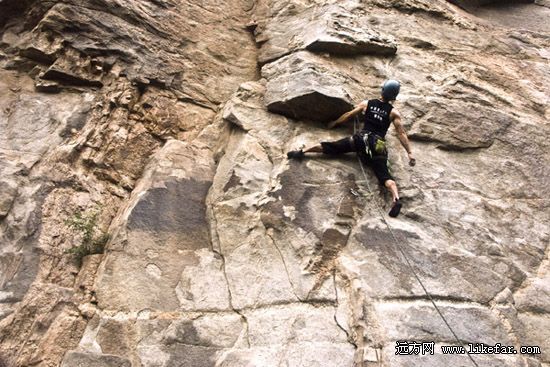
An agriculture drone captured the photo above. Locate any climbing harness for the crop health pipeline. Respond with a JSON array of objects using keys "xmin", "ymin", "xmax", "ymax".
[
  {"xmin": 353, "ymin": 117, "xmax": 480, "ymax": 367},
  {"xmin": 362, "ymin": 132, "xmax": 388, "ymax": 159}
]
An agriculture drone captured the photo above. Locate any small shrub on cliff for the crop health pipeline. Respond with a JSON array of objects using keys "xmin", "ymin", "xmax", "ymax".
[{"xmin": 65, "ymin": 209, "xmax": 109, "ymax": 264}]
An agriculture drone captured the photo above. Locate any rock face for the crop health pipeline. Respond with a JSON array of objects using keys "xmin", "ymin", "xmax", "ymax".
[
  {"xmin": 1, "ymin": 0, "xmax": 549, "ymax": 367},
  {"xmin": 254, "ymin": 3, "xmax": 397, "ymax": 64}
]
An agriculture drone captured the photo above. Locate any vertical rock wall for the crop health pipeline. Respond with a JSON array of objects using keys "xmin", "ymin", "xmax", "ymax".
[
  {"xmin": 0, "ymin": 0, "xmax": 257, "ymax": 366},
  {"xmin": 0, "ymin": 0, "xmax": 548, "ymax": 366}
]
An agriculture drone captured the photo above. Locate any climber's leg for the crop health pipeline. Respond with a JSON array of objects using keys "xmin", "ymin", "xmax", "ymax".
[
  {"xmin": 384, "ymin": 180, "xmax": 399, "ymax": 203},
  {"xmin": 287, "ymin": 136, "xmax": 357, "ymax": 160},
  {"xmin": 371, "ymin": 156, "xmax": 402, "ymax": 217},
  {"xmin": 304, "ymin": 144, "xmax": 323, "ymax": 153},
  {"xmin": 385, "ymin": 180, "xmax": 402, "ymax": 217}
]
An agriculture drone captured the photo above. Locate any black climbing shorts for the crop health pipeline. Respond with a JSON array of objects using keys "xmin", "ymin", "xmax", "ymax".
[{"xmin": 321, "ymin": 134, "xmax": 393, "ymax": 185}]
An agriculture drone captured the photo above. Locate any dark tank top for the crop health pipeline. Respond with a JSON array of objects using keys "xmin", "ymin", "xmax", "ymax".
[{"xmin": 361, "ymin": 99, "xmax": 394, "ymax": 138}]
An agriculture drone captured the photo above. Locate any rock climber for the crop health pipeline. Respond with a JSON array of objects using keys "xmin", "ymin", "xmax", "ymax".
[{"xmin": 286, "ymin": 80, "xmax": 415, "ymax": 218}]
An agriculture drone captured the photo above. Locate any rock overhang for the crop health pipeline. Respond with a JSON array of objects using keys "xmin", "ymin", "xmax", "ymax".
[
  {"xmin": 257, "ymin": 4, "xmax": 398, "ymax": 65},
  {"xmin": 262, "ymin": 52, "xmax": 361, "ymax": 122}
]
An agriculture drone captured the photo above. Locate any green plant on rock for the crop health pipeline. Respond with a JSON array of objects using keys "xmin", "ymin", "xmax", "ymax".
[{"xmin": 65, "ymin": 208, "xmax": 109, "ymax": 264}]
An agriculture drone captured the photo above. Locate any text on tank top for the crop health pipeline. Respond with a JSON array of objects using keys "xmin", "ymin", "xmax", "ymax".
[{"xmin": 362, "ymin": 99, "xmax": 394, "ymax": 138}]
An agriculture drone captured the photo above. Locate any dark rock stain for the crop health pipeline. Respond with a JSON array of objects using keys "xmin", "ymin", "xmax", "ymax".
[
  {"xmin": 127, "ymin": 178, "xmax": 213, "ymax": 251},
  {"xmin": 128, "ymin": 178, "xmax": 211, "ymax": 233},
  {"xmin": 355, "ymin": 226, "xmax": 421, "ymax": 289},
  {"xmin": 163, "ymin": 321, "xmax": 202, "ymax": 346},
  {"xmin": 222, "ymin": 170, "xmax": 241, "ymax": 193}
]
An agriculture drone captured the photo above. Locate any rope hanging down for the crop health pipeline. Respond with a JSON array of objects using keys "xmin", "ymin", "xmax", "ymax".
[{"xmin": 353, "ymin": 117, "xmax": 479, "ymax": 367}]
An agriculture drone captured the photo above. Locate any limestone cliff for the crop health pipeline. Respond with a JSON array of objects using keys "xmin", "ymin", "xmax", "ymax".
[{"xmin": 0, "ymin": 0, "xmax": 548, "ymax": 366}]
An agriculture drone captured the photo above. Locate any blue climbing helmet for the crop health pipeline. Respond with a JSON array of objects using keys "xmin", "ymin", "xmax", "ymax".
[{"xmin": 381, "ymin": 79, "xmax": 400, "ymax": 101}]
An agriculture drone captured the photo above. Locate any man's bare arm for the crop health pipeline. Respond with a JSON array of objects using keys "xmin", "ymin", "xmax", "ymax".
[
  {"xmin": 391, "ymin": 109, "xmax": 416, "ymax": 166},
  {"xmin": 328, "ymin": 101, "xmax": 368, "ymax": 129}
]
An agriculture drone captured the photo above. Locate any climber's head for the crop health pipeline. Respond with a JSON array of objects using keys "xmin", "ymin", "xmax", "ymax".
[{"xmin": 381, "ymin": 79, "xmax": 400, "ymax": 101}]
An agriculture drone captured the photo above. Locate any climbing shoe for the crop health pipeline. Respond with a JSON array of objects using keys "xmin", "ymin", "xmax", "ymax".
[
  {"xmin": 287, "ymin": 149, "xmax": 305, "ymax": 160},
  {"xmin": 388, "ymin": 199, "xmax": 402, "ymax": 218}
]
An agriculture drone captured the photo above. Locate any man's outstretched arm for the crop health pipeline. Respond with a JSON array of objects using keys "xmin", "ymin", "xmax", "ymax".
[
  {"xmin": 327, "ymin": 101, "xmax": 368, "ymax": 129},
  {"xmin": 391, "ymin": 109, "xmax": 416, "ymax": 166}
]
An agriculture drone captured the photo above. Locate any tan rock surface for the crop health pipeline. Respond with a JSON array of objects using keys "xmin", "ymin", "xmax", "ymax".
[{"xmin": 0, "ymin": 0, "xmax": 549, "ymax": 366}]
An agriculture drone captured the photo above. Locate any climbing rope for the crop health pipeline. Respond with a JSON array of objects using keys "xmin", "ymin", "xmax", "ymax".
[{"xmin": 353, "ymin": 117, "xmax": 479, "ymax": 367}]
